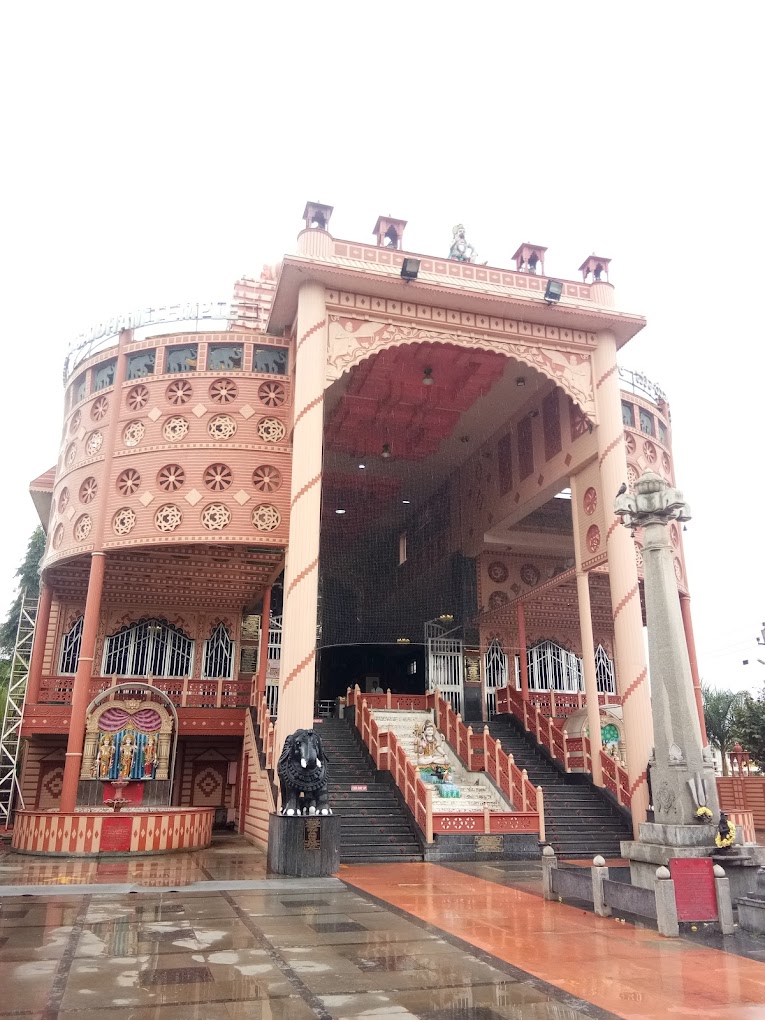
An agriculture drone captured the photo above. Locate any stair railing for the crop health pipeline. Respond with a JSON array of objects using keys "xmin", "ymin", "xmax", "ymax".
[
  {"xmin": 346, "ymin": 684, "xmax": 433, "ymax": 712},
  {"xmin": 599, "ymin": 750, "xmax": 631, "ymax": 808},
  {"xmin": 256, "ymin": 693, "xmax": 276, "ymax": 769},
  {"xmin": 481, "ymin": 726, "xmax": 546, "ymax": 843},
  {"xmin": 432, "ymin": 690, "xmax": 483, "ymax": 771},
  {"xmin": 498, "ymin": 687, "xmax": 576, "ymax": 776}
]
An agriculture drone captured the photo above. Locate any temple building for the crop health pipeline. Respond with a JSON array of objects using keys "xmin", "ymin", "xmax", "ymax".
[{"xmin": 2, "ymin": 203, "xmax": 705, "ymax": 860}]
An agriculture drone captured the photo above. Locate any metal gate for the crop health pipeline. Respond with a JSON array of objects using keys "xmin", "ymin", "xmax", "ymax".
[
  {"xmin": 265, "ymin": 614, "xmax": 282, "ymax": 717},
  {"xmin": 0, "ymin": 591, "xmax": 38, "ymax": 827},
  {"xmin": 484, "ymin": 638, "xmax": 508, "ymax": 719},
  {"xmin": 425, "ymin": 620, "xmax": 464, "ymax": 715}
]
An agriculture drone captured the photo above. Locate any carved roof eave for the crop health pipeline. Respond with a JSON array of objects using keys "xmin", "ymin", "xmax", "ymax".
[{"xmin": 269, "ymin": 254, "xmax": 646, "ymax": 348}]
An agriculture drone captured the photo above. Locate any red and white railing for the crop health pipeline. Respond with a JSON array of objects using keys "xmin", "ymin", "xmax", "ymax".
[
  {"xmin": 37, "ymin": 674, "xmax": 252, "ymax": 709},
  {"xmin": 354, "ymin": 692, "xmax": 543, "ymax": 843},
  {"xmin": 255, "ymin": 693, "xmax": 276, "ymax": 770},
  {"xmin": 599, "ymin": 750, "xmax": 631, "ymax": 808}
]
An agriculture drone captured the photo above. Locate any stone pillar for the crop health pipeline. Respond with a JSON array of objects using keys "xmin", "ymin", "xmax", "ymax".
[
  {"xmin": 592, "ymin": 855, "xmax": 611, "ymax": 916},
  {"xmin": 60, "ymin": 552, "xmax": 106, "ymax": 812},
  {"xmin": 680, "ymin": 593, "xmax": 707, "ymax": 744},
  {"xmin": 654, "ymin": 866, "xmax": 680, "ymax": 937},
  {"xmin": 157, "ymin": 732, "xmax": 171, "ymax": 781},
  {"xmin": 26, "ymin": 581, "xmax": 53, "ymax": 704},
  {"xmin": 517, "ymin": 602, "xmax": 529, "ymax": 701},
  {"xmin": 593, "ymin": 330, "xmax": 652, "ymax": 833},
  {"xmin": 255, "ymin": 586, "xmax": 272, "ymax": 701},
  {"xmin": 615, "ymin": 471, "xmax": 718, "ymax": 823},
  {"xmin": 276, "ymin": 280, "xmax": 328, "ymax": 751}
]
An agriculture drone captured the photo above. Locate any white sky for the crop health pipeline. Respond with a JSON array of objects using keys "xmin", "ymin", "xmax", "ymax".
[{"xmin": 1, "ymin": 3, "xmax": 762, "ymax": 688}]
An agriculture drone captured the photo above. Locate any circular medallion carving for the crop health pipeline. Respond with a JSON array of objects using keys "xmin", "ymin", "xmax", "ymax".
[
  {"xmin": 65, "ymin": 442, "xmax": 77, "ymax": 466},
  {"xmin": 155, "ymin": 504, "xmax": 182, "ymax": 532},
  {"xmin": 209, "ymin": 378, "xmax": 238, "ymax": 404},
  {"xmin": 79, "ymin": 477, "xmax": 98, "ymax": 503},
  {"xmin": 52, "ymin": 523, "xmax": 64, "ymax": 549},
  {"xmin": 127, "ymin": 384, "xmax": 150, "ymax": 411},
  {"xmin": 252, "ymin": 504, "xmax": 281, "ymax": 531},
  {"xmin": 670, "ymin": 523, "xmax": 680, "ymax": 547},
  {"xmin": 203, "ymin": 464, "xmax": 233, "ymax": 491},
  {"xmin": 58, "ymin": 487, "xmax": 70, "ymax": 513},
  {"xmin": 85, "ymin": 431, "xmax": 103, "ymax": 456},
  {"xmin": 123, "ymin": 420, "xmax": 145, "ymax": 447},
  {"xmin": 674, "ymin": 557, "xmax": 683, "ymax": 583},
  {"xmin": 112, "ymin": 507, "xmax": 137, "ymax": 536},
  {"xmin": 201, "ymin": 503, "xmax": 231, "ymax": 530},
  {"xmin": 488, "ymin": 590, "xmax": 509, "ymax": 610},
  {"xmin": 166, "ymin": 380, "xmax": 193, "ymax": 405},
  {"xmin": 70, "ymin": 410, "xmax": 81, "ymax": 434},
  {"xmin": 252, "ymin": 465, "xmax": 282, "ymax": 492},
  {"xmin": 258, "ymin": 381, "xmax": 286, "ymax": 407},
  {"xmin": 163, "ymin": 416, "xmax": 189, "ymax": 442},
  {"xmin": 644, "ymin": 440, "xmax": 657, "ymax": 464},
  {"xmin": 586, "ymin": 525, "xmax": 601, "ymax": 553},
  {"xmin": 117, "ymin": 468, "xmax": 141, "ymax": 495},
  {"xmin": 520, "ymin": 563, "xmax": 540, "ymax": 587},
  {"xmin": 157, "ymin": 464, "xmax": 185, "ymax": 492},
  {"xmin": 208, "ymin": 414, "xmax": 237, "ymax": 440},
  {"xmin": 74, "ymin": 514, "xmax": 92, "ymax": 542},
  {"xmin": 91, "ymin": 396, "xmax": 109, "ymax": 421},
  {"xmin": 583, "ymin": 486, "xmax": 598, "ymax": 515},
  {"xmin": 487, "ymin": 561, "xmax": 509, "ymax": 584},
  {"xmin": 662, "ymin": 452, "xmax": 671, "ymax": 475},
  {"xmin": 257, "ymin": 417, "xmax": 286, "ymax": 443},
  {"xmin": 624, "ymin": 431, "xmax": 636, "ymax": 455}
]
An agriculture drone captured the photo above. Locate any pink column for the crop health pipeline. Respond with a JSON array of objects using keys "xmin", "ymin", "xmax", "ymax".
[
  {"xmin": 517, "ymin": 602, "xmax": 529, "ymax": 701},
  {"xmin": 26, "ymin": 582, "xmax": 53, "ymax": 704},
  {"xmin": 593, "ymin": 329, "xmax": 652, "ymax": 835},
  {"xmin": 679, "ymin": 593, "xmax": 707, "ymax": 744},
  {"xmin": 275, "ymin": 280, "xmax": 328, "ymax": 752},
  {"xmin": 59, "ymin": 552, "xmax": 106, "ymax": 812},
  {"xmin": 255, "ymin": 586, "xmax": 272, "ymax": 701}
]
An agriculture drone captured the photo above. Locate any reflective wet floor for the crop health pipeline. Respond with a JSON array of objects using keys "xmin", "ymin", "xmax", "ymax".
[{"xmin": 1, "ymin": 837, "xmax": 765, "ymax": 1019}]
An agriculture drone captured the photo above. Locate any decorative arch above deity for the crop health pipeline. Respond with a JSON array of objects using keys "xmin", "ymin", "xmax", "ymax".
[{"xmin": 81, "ymin": 698, "xmax": 173, "ymax": 782}]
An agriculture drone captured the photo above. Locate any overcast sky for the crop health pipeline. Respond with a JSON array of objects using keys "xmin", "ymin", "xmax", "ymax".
[{"xmin": 1, "ymin": 3, "xmax": 762, "ymax": 688}]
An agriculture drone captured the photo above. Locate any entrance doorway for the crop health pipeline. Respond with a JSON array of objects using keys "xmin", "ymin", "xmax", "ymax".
[{"xmin": 318, "ymin": 643, "xmax": 426, "ymax": 704}]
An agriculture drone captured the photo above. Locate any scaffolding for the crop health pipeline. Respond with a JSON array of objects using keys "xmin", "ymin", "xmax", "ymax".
[{"xmin": 0, "ymin": 591, "xmax": 38, "ymax": 828}]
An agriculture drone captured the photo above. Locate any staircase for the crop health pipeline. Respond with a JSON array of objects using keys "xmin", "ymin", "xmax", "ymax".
[
  {"xmin": 486, "ymin": 716, "xmax": 633, "ymax": 859},
  {"xmin": 319, "ymin": 718, "xmax": 423, "ymax": 864}
]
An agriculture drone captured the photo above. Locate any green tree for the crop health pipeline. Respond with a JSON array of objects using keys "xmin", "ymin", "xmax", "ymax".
[
  {"xmin": 0, "ymin": 527, "xmax": 45, "ymax": 656},
  {"xmin": 701, "ymin": 683, "xmax": 744, "ymax": 776},
  {"xmin": 732, "ymin": 693, "xmax": 765, "ymax": 767}
]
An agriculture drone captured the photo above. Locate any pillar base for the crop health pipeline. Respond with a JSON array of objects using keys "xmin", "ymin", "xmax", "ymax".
[{"xmin": 267, "ymin": 813, "xmax": 341, "ymax": 877}]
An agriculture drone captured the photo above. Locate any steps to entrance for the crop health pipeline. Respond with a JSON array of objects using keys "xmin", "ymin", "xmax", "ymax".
[
  {"xmin": 318, "ymin": 718, "xmax": 423, "ymax": 864},
  {"xmin": 370, "ymin": 710, "xmax": 509, "ymax": 814},
  {"xmin": 486, "ymin": 717, "xmax": 632, "ymax": 859}
]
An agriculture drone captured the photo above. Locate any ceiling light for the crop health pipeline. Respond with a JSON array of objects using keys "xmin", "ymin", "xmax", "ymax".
[
  {"xmin": 422, "ymin": 367, "xmax": 434, "ymax": 386},
  {"xmin": 381, "ymin": 443, "xmax": 391, "ymax": 459},
  {"xmin": 335, "ymin": 508, "xmax": 346, "ymax": 515},
  {"xmin": 358, "ymin": 463, "xmax": 366, "ymax": 469},
  {"xmin": 402, "ymin": 499, "xmax": 410, "ymax": 504}
]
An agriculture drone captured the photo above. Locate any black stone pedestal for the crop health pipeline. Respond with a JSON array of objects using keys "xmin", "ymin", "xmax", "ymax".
[{"xmin": 267, "ymin": 813, "xmax": 341, "ymax": 877}]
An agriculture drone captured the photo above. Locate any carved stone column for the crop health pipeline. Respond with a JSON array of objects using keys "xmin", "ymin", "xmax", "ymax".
[{"xmin": 157, "ymin": 732, "xmax": 172, "ymax": 781}]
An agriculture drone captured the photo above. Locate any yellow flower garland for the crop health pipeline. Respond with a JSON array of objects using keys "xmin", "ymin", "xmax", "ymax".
[{"xmin": 715, "ymin": 821, "xmax": 736, "ymax": 849}]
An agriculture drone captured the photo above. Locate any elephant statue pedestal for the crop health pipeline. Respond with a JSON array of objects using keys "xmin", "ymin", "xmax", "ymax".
[{"xmin": 267, "ymin": 813, "xmax": 341, "ymax": 877}]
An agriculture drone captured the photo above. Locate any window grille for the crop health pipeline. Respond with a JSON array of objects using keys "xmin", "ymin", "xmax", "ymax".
[
  {"xmin": 595, "ymin": 644, "xmax": 616, "ymax": 693},
  {"xmin": 527, "ymin": 640, "xmax": 582, "ymax": 692},
  {"xmin": 485, "ymin": 638, "xmax": 508, "ymax": 689},
  {"xmin": 102, "ymin": 618, "xmax": 193, "ymax": 678},
  {"xmin": 639, "ymin": 408, "xmax": 655, "ymax": 436},
  {"xmin": 204, "ymin": 622, "xmax": 234, "ymax": 679},
  {"xmin": 59, "ymin": 616, "xmax": 84, "ymax": 674},
  {"xmin": 621, "ymin": 401, "xmax": 635, "ymax": 427}
]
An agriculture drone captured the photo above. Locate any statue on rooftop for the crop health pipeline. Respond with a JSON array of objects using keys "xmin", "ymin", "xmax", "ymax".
[{"xmin": 448, "ymin": 224, "xmax": 476, "ymax": 263}]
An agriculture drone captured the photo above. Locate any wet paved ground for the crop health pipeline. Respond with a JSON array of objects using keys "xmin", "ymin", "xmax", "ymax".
[{"xmin": 1, "ymin": 836, "xmax": 765, "ymax": 1018}]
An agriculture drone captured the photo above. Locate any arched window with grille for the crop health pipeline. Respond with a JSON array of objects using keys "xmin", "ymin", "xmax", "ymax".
[
  {"xmin": 484, "ymin": 638, "xmax": 508, "ymax": 690},
  {"xmin": 59, "ymin": 616, "xmax": 84, "ymax": 675},
  {"xmin": 204, "ymin": 622, "xmax": 234, "ymax": 679},
  {"xmin": 527, "ymin": 640, "xmax": 583, "ymax": 692},
  {"xmin": 595, "ymin": 644, "xmax": 616, "ymax": 694},
  {"xmin": 102, "ymin": 618, "xmax": 193, "ymax": 678}
]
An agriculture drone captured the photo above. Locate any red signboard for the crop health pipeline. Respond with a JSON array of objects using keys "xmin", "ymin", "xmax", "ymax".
[
  {"xmin": 100, "ymin": 815, "xmax": 133, "ymax": 852},
  {"xmin": 350, "ymin": 785, "xmax": 368, "ymax": 792},
  {"xmin": 670, "ymin": 858, "xmax": 718, "ymax": 922}
]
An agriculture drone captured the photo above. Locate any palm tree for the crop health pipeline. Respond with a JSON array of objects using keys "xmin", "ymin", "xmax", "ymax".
[{"xmin": 702, "ymin": 683, "xmax": 744, "ymax": 776}]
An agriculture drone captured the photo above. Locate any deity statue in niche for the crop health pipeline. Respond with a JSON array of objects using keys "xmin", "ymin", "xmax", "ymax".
[
  {"xmin": 92, "ymin": 733, "xmax": 115, "ymax": 779},
  {"xmin": 448, "ymin": 224, "xmax": 476, "ymax": 263},
  {"xmin": 119, "ymin": 730, "xmax": 136, "ymax": 780},
  {"xmin": 142, "ymin": 734, "xmax": 157, "ymax": 779}
]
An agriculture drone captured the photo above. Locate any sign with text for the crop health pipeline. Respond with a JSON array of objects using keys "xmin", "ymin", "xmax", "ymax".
[
  {"xmin": 670, "ymin": 858, "xmax": 718, "ymax": 922},
  {"xmin": 304, "ymin": 819, "xmax": 321, "ymax": 852},
  {"xmin": 350, "ymin": 785, "xmax": 368, "ymax": 792}
]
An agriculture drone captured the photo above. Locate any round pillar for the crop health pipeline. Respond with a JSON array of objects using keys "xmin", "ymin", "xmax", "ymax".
[
  {"xmin": 575, "ymin": 570, "xmax": 604, "ymax": 786},
  {"xmin": 275, "ymin": 281, "xmax": 328, "ymax": 752},
  {"xmin": 517, "ymin": 602, "xmax": 529, "ymax": 701},
  {"xmin": 593, "ymin": 329, "xmax": 652, "ymax": 834},
  {"xmin": 25, "ymin": 581, "xmax": 53, "ymax": 704},
  {"xmin": 679, "ymin": 594, "xmax": 707, "ymax": 744}
]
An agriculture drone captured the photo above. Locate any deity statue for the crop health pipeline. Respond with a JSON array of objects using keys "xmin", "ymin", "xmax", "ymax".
[
  {"xmin": 93, "ymin": 733, "xmax": 115, "ymax": 780},
  {"xmin": 448, "ymin": 224, "xmax": 476, "ymax": 263},
  {"xmin": 415, "ymin": 720, "xmax": 450, "ymax": 767},
  {"xmin": 119, "ymin": 730, "xmax": 136, "ymax": 780},
  {"xmin": 142, "ymin": 734, "xmax": 157, "ymax": 779}
]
